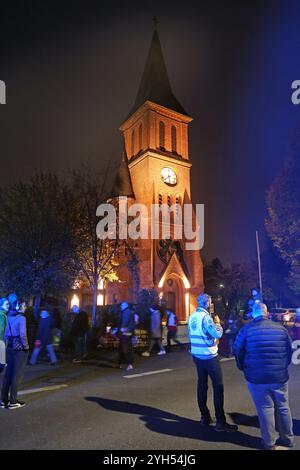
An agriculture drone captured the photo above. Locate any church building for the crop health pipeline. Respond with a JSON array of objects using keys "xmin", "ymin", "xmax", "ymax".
[{"xmin": 105, "ymin": 28, "xmax": 204, "ymax": 322}]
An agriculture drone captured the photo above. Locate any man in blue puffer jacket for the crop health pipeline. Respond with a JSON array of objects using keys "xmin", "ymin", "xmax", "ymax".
[{"xmin": 233, "ymin": 301, "xmax": 294, "ymax": 450}]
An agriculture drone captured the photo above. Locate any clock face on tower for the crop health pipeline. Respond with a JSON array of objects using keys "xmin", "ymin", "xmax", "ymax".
[{"xmin": 161, "ymin": 167, "xmax": 177, "ymax": 186}]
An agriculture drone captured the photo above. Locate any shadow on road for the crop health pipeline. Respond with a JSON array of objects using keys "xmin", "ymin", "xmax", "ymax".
[
  {"xmin": 229, "ymin": 412, "xmax": 300, "ymax": 436},
  {"xmin": 85, "ymin": 396, "xmax": 262, "ymax": 449}
]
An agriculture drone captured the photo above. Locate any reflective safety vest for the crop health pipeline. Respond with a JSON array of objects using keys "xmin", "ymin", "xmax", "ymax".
[{"xmin": 188, "ymin": 308, "xmax": 218, "ymax": 359}]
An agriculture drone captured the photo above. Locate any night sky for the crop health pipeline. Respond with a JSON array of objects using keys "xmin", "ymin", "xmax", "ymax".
[{"xmin": 1, "ymin": 0, "xmax": 300, "ymax": 264}]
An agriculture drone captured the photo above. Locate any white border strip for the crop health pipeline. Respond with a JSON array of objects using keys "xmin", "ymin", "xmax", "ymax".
[
  {"xmin": 19, "ymin": 384, "xmax": 68, "ymax": 395},
  {"xmin": 124, "ymin": 368, "xmax": 173, "ymax": 379}
]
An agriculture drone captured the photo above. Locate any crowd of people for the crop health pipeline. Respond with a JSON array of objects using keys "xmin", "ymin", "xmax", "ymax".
[
  {"xmin": 114, "ymin": 302, "xmax": 182, "ymax": 371},
  {"xmin": 0, "ymin": 287, "xmax": 298, "ymax": 450},
  {"xmin": 0, "ymin": 294, "xmax": 91, "ymax": 409},
  {"xmin": 188, "ymin": 292, "xmax": 296, "ymax": 450}
]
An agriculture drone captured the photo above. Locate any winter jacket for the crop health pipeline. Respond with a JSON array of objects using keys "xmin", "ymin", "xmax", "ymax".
[
  {"xmin": 150, "ymin": 309, "xmax": 162, "ymax": 338},
  {"xmin": 37, "ymin": 313, "xmax": 55, "ymax": 346},
  {"xmin": 188, "ymin": 307, "xmax": 223, "ymax": 360},
  {"xmin": 4, "ymin": 309, "xmax": 29, "ymax": 351},
  {"xmin": 0, "ymin": 308, "xmax": 7, "ymax": 341},
  {"xmin": 120, "ymin": 307, "xmax": 135, "ymax": 334},
  {"xmin": 71, "ymin": 311, "xmax": 89, "ymax": 337},
  {"xmin": 233, "ymin": 316, "xmax": 293, "ymax": 384}
]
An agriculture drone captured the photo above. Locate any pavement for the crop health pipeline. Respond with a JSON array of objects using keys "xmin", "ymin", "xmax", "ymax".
[{"xmin": 0, "ymin": 349, "xmax": 299, "ymax": 450}]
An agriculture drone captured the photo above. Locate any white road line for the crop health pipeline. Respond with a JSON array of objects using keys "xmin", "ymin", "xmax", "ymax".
[
  {"xmin": 123, "ymin": 368, "xmax": 173, "ymax": 379},
  {"xmin": 220, "ymin": 357, "xmax": 235, "ymax": 362},
  {"xmin": 19, "ymin": 384, "xmax": 68, "ymax": 395}
]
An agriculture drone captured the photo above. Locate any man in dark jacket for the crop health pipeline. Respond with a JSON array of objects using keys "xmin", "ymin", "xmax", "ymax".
[
  {"xmin": 71, "ymin": 305, "xmax": 89, "ymax": 363},
  {"xmin": 233, "ymin": 302, "xmax": 294, "ymax": 450},
  {"xmin": 118, "ymin": 302, "xmax": 135, "ymax": 371},
  {"xmin": 30, "ymin": 309, "xmax": 57, "ymax": 366}
]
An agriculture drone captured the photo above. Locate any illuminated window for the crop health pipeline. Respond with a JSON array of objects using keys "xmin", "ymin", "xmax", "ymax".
[
  {"xmin": 131, "ymin": 129, "xmax": 135, "ymax": 156},
  {"xmin": 171, "ymin": 126, "xmax": 177, "ymax": 153},
  {"xmin": 97, "ymin": 294, "xmax": 104, "ymax": 306},
  {"xmin": 98, "ymin": 278, "xmax": 104, "ymax": 289},
  {"xmin": 139, "ymin": 124, "xmax": 143, "ymax": 150},
  {"xmin": 71, "ymin": 294, "xmax": 80, "ymax": 309},
  {"xmin": 159, "ymin": 121, "xmax": 165, "ymax": 150}
]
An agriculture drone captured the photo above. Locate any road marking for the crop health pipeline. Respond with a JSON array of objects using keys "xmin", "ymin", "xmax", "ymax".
[
  {"xmin": 19, "ymin": 384, "xmax": 68, "ymax": 395},
  {"xmin": 220, "ymin": 357, "xmax": 235, "ymax": 362},
  {"xmin": 123, "ymin": 368, "xmax": 173, "ymax": 379}
]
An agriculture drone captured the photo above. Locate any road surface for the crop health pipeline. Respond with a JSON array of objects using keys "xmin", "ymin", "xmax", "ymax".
[{"xmin": 0, "ymin": 350, "xmax": 299, "ymax": 450}]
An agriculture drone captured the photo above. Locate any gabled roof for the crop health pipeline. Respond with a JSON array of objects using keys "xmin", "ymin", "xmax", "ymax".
[
  {"xmin": 110, "ymin": 146, "xmax": 135, "ymax": 199},
  {"xmin": 126, "ymin": 29, "xmax": 189, "ymax": 119},
  {"xmin": 158, "ymin": 252, "xmax": 190, "ymax": 288}
]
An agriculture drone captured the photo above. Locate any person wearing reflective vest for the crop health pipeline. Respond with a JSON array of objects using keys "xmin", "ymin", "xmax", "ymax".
[{"xmin": 188, "ymin": 293, "xmax": 238, "ymax": 432}]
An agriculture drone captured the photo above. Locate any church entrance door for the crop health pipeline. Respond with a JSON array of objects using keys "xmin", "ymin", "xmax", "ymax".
[{"xmin": 161, "ymin": 274, "xmax": 185, "ymax": 322}]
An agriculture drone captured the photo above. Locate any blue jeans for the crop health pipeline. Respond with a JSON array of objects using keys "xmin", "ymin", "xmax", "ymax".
[
  {"xmin": 1, "ymin": 348, "xmax": 28, "ymax": 404},
  {"xmin": 193, "ymin": 356, "xmax": 226, "ymax": 424},
  {"xmin": 30, "ymin": 344, "xmax": 57, "ymax": 365},
  {"xmin": 247, "ymin": 381, "xmax": 294, "ymax": 447}
]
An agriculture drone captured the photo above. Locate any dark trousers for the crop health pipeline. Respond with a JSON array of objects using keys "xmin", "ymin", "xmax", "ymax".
[
  {"xmin": 1, "ymin": 348, "xmax": 28, "ymax": 404},
  {"xmin": 193, "ymin": 356, "xmax": 226, "ymax": 424},
  {"xmin": 119, "ymin": 334, "xmax": 134, "ymax": 365},
  {"xmin": 167, "ymin": 330, "xmax": 182, "ymax": 350},
  {"xmin": 74, "ymin": 336, "xmax": 86, "ymax": 360}
]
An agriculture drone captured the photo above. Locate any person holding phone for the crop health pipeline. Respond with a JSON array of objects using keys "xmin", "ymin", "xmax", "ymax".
[{"xmin": 188, "ymin": 293, "xmax": 238, "ymax": 432}]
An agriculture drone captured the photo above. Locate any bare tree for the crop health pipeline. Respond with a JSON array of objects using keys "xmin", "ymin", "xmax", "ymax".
[
  {"xmin": 0, "ymin": 172, "xmax": 78, "ymax": 316},
  {"xmin": 70, "ymin": 165, "xmax": 139, "ymax": 326}
]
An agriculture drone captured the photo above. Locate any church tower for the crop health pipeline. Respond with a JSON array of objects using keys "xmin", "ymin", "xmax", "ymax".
[{"xmin": 107, "ymin": 27, "xmax": 204, "ymax": 321}]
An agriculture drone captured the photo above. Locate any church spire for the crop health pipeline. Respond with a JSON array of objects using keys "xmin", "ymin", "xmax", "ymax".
[
  {"xmin": 110, "ymin": 143, "xmax": 135, "ymax": 199},
  {"xmin": 127, "ymin": 27, "xmax": 189, "ymax": 118}
]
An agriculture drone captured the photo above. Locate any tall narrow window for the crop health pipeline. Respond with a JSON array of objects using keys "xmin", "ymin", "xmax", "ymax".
[
  {"xmin": 175, "ymin": 194, "xmax": 180, "ymax": 214},
  {"xmin": 158, "ymin": 193, "xmax": 163, "ymax": 206},
  {"xmin": 131, "ymin": 130, "xmax": 135, "ymax": 156},
  {"xmin": 159, "ymin": 121, "xmax": 165, "ymax": 150},
  {"xmin": 139, "ymin": 124, "xmax": 143, "ymax": 151},
  {"xmin": 167, "ymin": 194, "xmax": 171, "ymax": 208},
  {"xmin": 171, "ymin": 126, "xmax": 177, "ymax": 154}
]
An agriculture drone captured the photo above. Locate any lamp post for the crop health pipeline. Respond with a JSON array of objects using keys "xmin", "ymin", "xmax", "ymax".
[{"xmin": 256, "ymin": 230, "xmax": 263, "ymax": 297}]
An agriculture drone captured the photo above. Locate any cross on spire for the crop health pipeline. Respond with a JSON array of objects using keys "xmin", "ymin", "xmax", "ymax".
[{"xmin": 152, "ymin": 16, "xmax": 159, "ymax": 29}]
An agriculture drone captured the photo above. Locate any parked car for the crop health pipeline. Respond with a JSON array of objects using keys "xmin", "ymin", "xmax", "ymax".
[{"xmin": 270, "ymin": 308, "xmax": 296, "ymax": 326}]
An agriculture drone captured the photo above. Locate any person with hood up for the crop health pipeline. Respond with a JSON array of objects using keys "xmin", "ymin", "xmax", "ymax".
[
  {"xmin": 142, "ymin": 306, "xmax": 166, "ymax": 357},
  {"xmin": 0, "ymin": 294, "xmax": 29, "ymax": 409},
  {"xmin": 0, "ymin": 298, "xmax": 9, "ymax": 374},
  {"xmin": 29, "ymin": 308, "xmax": 57, "ymax": 366}
]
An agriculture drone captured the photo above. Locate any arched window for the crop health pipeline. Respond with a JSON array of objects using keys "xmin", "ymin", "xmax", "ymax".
[
  {"xmin": 131, "ymin": 130, "xmax": 135, "ymax": 156},
  {"xmin": 171, "ymin": 126, "xmax": 177, "ymax": 154},
  {"xmin": 167, "ymin": 194, "xmax": 171, "ymax": 208},
  {"xmin": 158, "ymin": 193, "xmax": 163, "ymax": 206},
  {"xmin": 159, "ymin": 121, "xmax": 165, "ymax": 150},
  {"xmin": 139, "ymin": 124, "xmax": 143, "ymax": 151}
]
